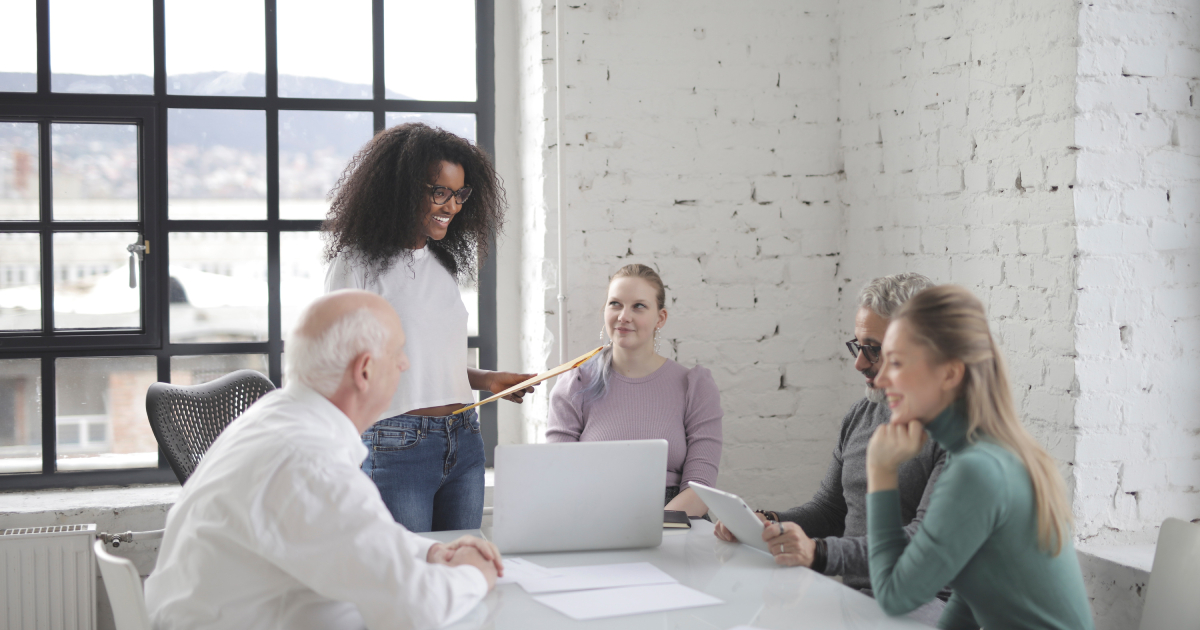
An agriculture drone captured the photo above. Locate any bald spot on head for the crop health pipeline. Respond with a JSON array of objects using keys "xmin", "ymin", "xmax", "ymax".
[{"xmin": 298, "ymin": 290, "xmax": 404, "ymax": 348}]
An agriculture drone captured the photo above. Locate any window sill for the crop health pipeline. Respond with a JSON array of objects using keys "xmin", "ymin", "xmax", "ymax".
[
  {"xmin": 1078, "ymin": 543, "xmax": 1155, "ymax": 574},
  {"xmin": 2, "ymin": 469, "xmax": 495, "ymax": 526},
  {"xmin": 1077, "ymin": 543, "xmax": 1154, "ymax": 630},
  {"xmin": 0, "ymin": 453, "xmax": 160, "ymax": 475},
  {"xmin": 0, "ymin": 483, "xmax": 181, "ymax": 523},
  {"xmin": 0, "ymin": 467, "xmax": 179, "ymax": 490}
]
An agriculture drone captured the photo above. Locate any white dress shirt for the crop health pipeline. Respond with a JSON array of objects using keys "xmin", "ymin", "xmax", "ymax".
[{"xmin": 144, "ymin": 383, "xmax": 488, "ymax": 630}]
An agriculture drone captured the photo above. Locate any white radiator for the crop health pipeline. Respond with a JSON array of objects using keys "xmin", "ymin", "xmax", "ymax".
[{"xmin": 0, "ymin": 524, "xmax": 97, "ymax": 630}]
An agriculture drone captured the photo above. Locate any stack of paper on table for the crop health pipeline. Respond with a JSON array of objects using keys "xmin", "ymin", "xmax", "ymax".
[
  {"xmin": 517, "ymin": 561, "xmax": 674, "ymax": 593},
  {"xmin": 496, "ymin": 557, "xmax": 564, "ymax": 585},
  {"xmin": 510, "ymin": 561, "xmax": 722, "ymax": 621},
  {"xmin": 534, "ymin": 584, "xmax": 724, "ymax": 621}
]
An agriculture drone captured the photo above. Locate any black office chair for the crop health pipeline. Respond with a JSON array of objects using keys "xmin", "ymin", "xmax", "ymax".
[{"xmin": 146, "ymin": 369, "xmax": 276, "ymax": 484}]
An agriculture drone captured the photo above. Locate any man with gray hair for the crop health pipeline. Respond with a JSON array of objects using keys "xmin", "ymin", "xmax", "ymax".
[
  {"xmin": 146, "ymin": 290, "xmax": 502, "ymax": 630},
  {"xmin": 714, "ymin": 273, "xmax": 949, "ymax": 624}
]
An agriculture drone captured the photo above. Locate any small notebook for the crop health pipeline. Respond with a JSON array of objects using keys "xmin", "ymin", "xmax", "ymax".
[{"xmin": 663, "ymin": 510, "xmax": 691, "ymax": 529}]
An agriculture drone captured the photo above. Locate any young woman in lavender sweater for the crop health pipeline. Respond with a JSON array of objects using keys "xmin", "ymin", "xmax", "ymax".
[{"xmin": 547, "ymin": 264, "xmax": 724, "ymax": 517}]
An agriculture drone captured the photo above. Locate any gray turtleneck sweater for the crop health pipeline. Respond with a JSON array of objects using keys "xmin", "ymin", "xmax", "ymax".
[{"xmin": 775, "ymin": 397, "xmax": 947, "ymax": 595}]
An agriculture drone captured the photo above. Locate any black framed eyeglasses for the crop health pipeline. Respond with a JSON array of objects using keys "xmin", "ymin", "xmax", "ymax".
[
  {"xmin": 846, "ymin": 339, "xmax": 882, "ymax": 364},
  {"xmin": 426, "ymin": 184, "xmax": 473, "ymax": 205}
]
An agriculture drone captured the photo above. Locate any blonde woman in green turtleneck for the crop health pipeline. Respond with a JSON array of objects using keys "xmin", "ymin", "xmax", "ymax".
[{"xmin": 865, "ymin": 285, "xmax": 1094, "ymax": 630}]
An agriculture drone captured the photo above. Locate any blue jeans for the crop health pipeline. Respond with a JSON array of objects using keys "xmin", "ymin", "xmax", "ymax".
[{"xmin": 360, "ymin": 409, "xmax": 485, "ymax": 533}]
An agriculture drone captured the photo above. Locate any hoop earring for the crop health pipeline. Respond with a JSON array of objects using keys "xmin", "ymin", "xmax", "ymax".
[{"xmin": 654, "ymin": 328, "xmax": 662, "ymax": 354}]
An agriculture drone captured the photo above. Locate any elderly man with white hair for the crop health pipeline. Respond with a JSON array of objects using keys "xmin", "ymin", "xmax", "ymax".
[
  {"xmin": 145, "ymin": 290, "xmax": 501, "ymax": 630},
  {"xmin": 714, "ymin": 272, "xmax": 950, "ymax": 625}
]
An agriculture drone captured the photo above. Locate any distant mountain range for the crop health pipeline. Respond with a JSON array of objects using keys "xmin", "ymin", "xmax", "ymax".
[
  {"xmin": 0, "ymin": 72, "xmax": 476, "ymax": 154},
  {"xmin": 0, "ymin": 71, "xmax": 411, "ymax": 100}
]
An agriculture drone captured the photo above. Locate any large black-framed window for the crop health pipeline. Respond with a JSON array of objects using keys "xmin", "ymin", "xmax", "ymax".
[{"xmin": 0, "ymin": 0, "xmax": 497, "ymax": 489}]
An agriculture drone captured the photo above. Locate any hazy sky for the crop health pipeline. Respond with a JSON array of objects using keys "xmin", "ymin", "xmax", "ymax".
[
  {"xmin": 1, "ymin": 0, "xmax": 476, "ymax": 101},
  {"xmin": 1, "ymin": 0, "xmax": 39, "ymax": 74}
]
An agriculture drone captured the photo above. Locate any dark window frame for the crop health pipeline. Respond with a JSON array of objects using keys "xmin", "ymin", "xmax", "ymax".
[{"xmin": 0, "ymin": 0, "xmax": 498, "ymax": 490}]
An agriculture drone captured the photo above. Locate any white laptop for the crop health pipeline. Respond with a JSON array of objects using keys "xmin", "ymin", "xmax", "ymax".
[{"xmin": 491, "ymin": 439, "xmax": 667, "ymax": 554}]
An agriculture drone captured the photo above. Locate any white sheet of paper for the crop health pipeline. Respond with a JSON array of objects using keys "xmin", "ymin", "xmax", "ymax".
[
  {"xmin": 518, "ymin": 561, "xmax": 677, "ymax": 594},
  {"xmin": 727, "ymin": 626, "xmax": 768, "ymax": 630},
  {"xmin": 533, "ymin": 583, "xmax": 723, "ymax": 621},
  {"xmin": 496, "ymin": 557, "xmax": 562, "ymax": 585}
]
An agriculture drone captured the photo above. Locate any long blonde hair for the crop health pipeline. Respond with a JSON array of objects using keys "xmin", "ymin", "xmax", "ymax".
[{"xmin": 895, "ymin": 285, "xmax": 1072, "ymax": 555}]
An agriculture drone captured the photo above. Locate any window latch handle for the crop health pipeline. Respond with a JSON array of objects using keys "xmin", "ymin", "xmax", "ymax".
[{"xmin": 126, "ymin": 240, "xmax": 148, "ymax": 289}]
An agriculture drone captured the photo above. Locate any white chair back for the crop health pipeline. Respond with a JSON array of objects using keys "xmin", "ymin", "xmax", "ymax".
[
  {"xmin": 93, "ymin": 540, "xmax": 152, "ymax": 630},
  {"xmin": 1138, "ymin": 518, "xmax": 1200, "ymax": 630}
]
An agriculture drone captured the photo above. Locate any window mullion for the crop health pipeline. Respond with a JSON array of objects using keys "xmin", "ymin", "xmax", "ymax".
[
  {"xmin": 153, "ymin": 0, "xmax": 166, "ymax": 98},
  {"xmin": 141, "ymin": 105, "xmax": 163, "ymax": 347},
  {"xmin": 38, "ymin": 120, "xmax": 53, "ymax": 335},
  {"xmin": 265, "ymin": 0, "xmax": 283, "ymax": 386},
  {"xmin": 156, "ymin": 353, "xmax": 169, "ymax": 469},
  {"xmin": 267, "ymin": 110, "xmax": 282, "ymax": 385},
  {"xmin": 265, "ymin": 0, "xmax": 278, "ymax": 101},
  {"xmin": 35, "ymin": 0, "xmax": 49, "ymax": 95},
  {"xmin": 40, "ymin": 355, "xmax": 55, "ymax": 475},
  {"xmin": 373, "ymin": 0, "xmax": 386, "ymax": 133},
  {"xmin": 267, "ymin": 230, "xmax": 282, "ymax": 386}
]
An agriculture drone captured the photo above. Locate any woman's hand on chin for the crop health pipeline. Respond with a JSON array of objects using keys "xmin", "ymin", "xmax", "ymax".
[{"xmin": 866, "ymin": 420, "xmax": 927, "ymax": 492}]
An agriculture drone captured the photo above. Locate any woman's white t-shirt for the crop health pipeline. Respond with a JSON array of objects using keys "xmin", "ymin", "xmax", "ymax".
[{"xmin": 324, "ymin": 248, "xmax": 473, "ymax": 421}]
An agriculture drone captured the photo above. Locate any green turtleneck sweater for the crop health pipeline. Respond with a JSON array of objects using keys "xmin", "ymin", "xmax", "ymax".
[{"xmin": 867, "ymin": 405, "xmax": 1094, "ymax": 630}]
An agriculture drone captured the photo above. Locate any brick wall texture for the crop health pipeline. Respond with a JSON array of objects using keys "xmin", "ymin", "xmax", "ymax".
[
  {"xmin": 505, "ymin": 0, "xmax": 1199, "ymax": 545},
  {"xmin": 1073, "ymin": 0, "xmax": 1200, "ymax": 544}
]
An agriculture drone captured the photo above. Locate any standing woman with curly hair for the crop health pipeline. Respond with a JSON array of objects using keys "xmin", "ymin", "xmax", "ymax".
[{"xmin": 324, "ymin": 123, "xmax": 534, "ymax": 532}]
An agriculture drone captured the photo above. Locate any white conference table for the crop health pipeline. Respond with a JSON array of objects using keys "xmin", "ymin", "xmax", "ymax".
[{"xmin": 426, "ymin": 520, "xmax": 930, "ymax": 630}]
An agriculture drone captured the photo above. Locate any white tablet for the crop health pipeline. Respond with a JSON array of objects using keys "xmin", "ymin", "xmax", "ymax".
[{"xmin": 688, "ymin": 482, "xmax": 771, "ymax": 554}]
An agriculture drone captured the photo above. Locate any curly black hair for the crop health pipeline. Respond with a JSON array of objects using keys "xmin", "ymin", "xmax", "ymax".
[{"xmin": 322, "ymin": 123, "xmax": 506, "ymax": 282}]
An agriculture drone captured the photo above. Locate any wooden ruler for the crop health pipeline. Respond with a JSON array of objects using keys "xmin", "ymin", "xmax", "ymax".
[{"xmin": 453, "ymin": 346, "xmax": 605, "ymax": 415}]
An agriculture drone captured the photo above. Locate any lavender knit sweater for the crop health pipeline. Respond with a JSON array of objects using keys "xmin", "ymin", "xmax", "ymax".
[{"xmin": 547, "ymin": 359, "xmax": 723, "ymax": 490}]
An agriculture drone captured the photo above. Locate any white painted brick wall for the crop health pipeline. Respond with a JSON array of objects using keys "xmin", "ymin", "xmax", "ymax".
[
  {"xmin": 837, "ymin": 0, "xmax": 1082, "ymax": 485},
  {"xmin": 509, "ymin": 0, "xmax": 846, "ymax": 510},
  {"xmin": 513, "ymin": 0, "xmax": 559, "ymax": 444},
  {"xmin": 1073, "ymin": 0, "xmax": 1200, "ymax": 546}
]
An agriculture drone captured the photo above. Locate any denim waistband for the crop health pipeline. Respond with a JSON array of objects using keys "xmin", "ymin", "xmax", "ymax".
[{"xmin": 370, "ymin": 408, "xmax": 477, "ymax": 432}]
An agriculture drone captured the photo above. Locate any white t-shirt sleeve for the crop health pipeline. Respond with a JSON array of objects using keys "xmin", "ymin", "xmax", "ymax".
[{"xmin": 324, "ymin": 253, "xmax": 366, "ymax": 292}]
